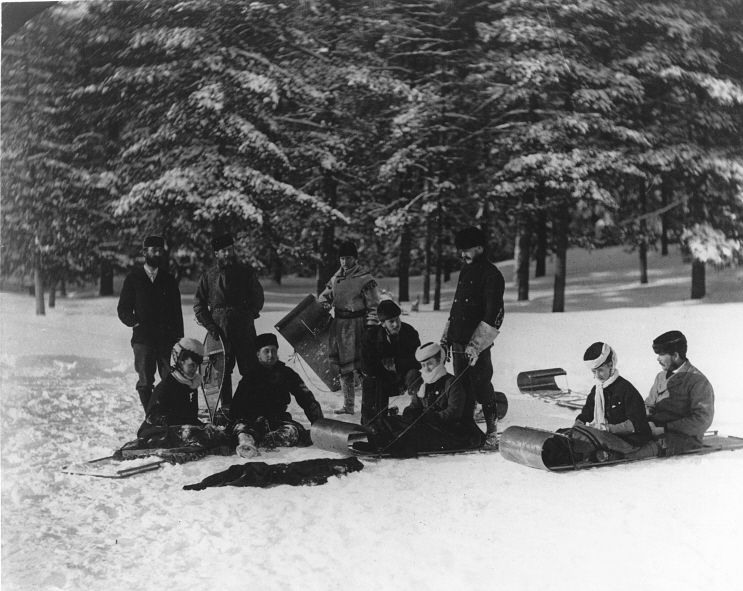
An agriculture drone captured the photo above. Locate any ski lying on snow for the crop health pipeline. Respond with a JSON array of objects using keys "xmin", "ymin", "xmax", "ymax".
[{"xmin": 61, "ymin": 456, "xmax": 166, "ymax": 479}]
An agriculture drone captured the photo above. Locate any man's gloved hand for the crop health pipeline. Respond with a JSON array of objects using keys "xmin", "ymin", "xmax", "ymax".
[
  {"xmin": 320, "ymin": 301, "xmax": 332, "ymax": 312},
  {"xmin": 440, "ymin": 321, "xmax": 451, "ymax": 362},
  {"xmin": 464, "ymin": 344, "xmax": 479, "ymax": 367}
]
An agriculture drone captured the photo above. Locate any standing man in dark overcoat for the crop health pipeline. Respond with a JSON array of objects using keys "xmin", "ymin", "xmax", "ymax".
[
  {"xmin": 194, "ymin": 233, "xmax": 264, "ymax": 410},
  {"xmin": 117, "ymin": 235, "xmax": 184, "ymax": 413},
  {"xmin": 440, "ymin": 226, "xmax": 508, "ymax": 448}
]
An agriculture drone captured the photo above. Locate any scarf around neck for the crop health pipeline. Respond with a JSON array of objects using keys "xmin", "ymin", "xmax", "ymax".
[{"xmin": 171, "ymin": 368, "xmax": 202, "ymax": 390}]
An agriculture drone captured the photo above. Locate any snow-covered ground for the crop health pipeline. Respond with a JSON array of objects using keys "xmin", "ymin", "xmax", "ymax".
[{"xmin": 2, "ymin": 246, "xmax": 743, "ymax": 591}]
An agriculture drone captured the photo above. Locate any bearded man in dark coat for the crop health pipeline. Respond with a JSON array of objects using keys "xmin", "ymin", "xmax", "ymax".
[
  {"xmin": 194, "ymin": 233, "xmax": 264, "ymax": 409},
  {"xmin": 117, "ymin": 235, "xmax": 183, "ymax": 413}
]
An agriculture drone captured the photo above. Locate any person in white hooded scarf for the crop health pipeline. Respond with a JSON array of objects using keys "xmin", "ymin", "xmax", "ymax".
[
  {"xmin": 138, "ymin": 337, "xmax": 206, "ymax": 435},
  {"xmin": 574, "ymin": 342, "xmax": 651, "ymax": 447}
]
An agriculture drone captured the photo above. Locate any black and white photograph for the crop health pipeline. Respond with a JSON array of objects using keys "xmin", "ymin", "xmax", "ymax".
[{"xmin": 1, "ymin": 1, "xmax": 742, "ymax": 589}]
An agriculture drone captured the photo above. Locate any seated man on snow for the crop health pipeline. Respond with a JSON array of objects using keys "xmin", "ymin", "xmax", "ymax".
[
  {"xmin": 360, "ymin": 300, "xmax": 421, "ymax": 427},
  {"xmin": 230, "ymin": 333, "xmax": 324, "ymax": 458},
  {"xmin": 624, "ymin": 330, "xmax": 714, "ymax": 459},
  {"xmin": 353, "ymin": 342, "xmax": 484, "ymax": 456}
]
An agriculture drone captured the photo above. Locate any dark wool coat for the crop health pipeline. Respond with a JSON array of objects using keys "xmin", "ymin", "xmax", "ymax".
[
  {"xmin": 117, "ymin": 267, "xmax": 183, "ymax": 346},
  {"xmin": 230, "ymin": 361, "xmax": 323, "ymax": 426},
  {"xmin": 403, "ymin": 373, "xmax": 476, "ymax": 433},
  {"xmin": 139, "ymin": 373, "xmax": 200, "ymax": 435},
  {"xmin": 576, "ymin": 376, "xmax": 652, "ymax": 445},
  {"xmin": 362, "ymin": 322, "xmax": 421, "ymax": 393},
  {"xmin": 446, "ymin": 256, "xmax": 505, "ymax": 344},
  {"xmin": 193, "ymin": 263, "xmax": 264, "ymax": 336}
]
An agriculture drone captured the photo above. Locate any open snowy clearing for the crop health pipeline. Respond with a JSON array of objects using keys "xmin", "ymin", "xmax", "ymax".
[{"xmin": 2, "ymin": 246, "xmax": 743, "ymax": 591}]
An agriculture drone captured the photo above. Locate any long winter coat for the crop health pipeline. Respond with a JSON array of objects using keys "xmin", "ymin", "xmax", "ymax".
[
  {"xmin": 230, "ymin": 361, "xmax": 323, "ymax": 428},
  {"xmin": 576, "ymin": 376, "xmax": 651, "ymax": 446},
  {"xmin": 117, "ymin": 267, "xmax": 183, "ymax": 346},
  {"xmin": 319, "ymin": 264, "xmax": 380, "ymax": 373},
  {"xmin": 446, "ymin": 255, "xmax": 505, "ymax": 345},
  {"xmin": 645, "ymin": 360, "xmax": 714, "ymax": 445}
]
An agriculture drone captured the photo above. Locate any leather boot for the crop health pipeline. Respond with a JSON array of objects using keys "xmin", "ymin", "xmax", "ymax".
[
  {"xmin": 482, "ymin": 405, "xmax": 499, "ymax": 449},
  {"xmin": 334, "ymin": 373, "xmax": 356, "ymax": 414}
]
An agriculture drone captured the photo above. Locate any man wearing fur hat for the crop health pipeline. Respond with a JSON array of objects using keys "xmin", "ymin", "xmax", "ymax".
[
  {"xmin": 230, "ymin": 333, "xmax": 324, "ymax": 458},
  {"xmin": 118, "ymin": 235, "xmax": 184, "ymax": 413},
  {"xmin": 360, "ymin": 299, "xmax": 421, "ymax": 426},
  {"xmin": 319, "ymin": 240, "xmax": 381, "ymax": 415},
  {"xmin": 626, "ymin": 330, "xmax": 714, "ymax": 459},
  {"xmin": 441, "ymin": 226, "xmax": 507, "ymax": 447},
  {"xmin": 353, "ymin": 342, "xmax": 484, "ymax": 456},
  {"xmin": 194, "ymin": 233, "xmax": 264, "ymax": 410}
]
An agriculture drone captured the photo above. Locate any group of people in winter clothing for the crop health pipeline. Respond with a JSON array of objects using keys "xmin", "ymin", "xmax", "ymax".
[
  {"xmin": 118, "ymin": 227, "xmax": 715, "ymax": 464},
  {"xmin": 118, "ymin": 233, "xmax": 324, "ymax": 458}
]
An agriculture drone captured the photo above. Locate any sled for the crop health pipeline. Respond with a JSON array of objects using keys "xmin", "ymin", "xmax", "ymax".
[
  {"xmin": 275, "ymin": 294, "xmax": 340, "ymax": 392},
  {"xmin": 201, "ymin": 332, "xmax": 226, "ymax": 423},
  {"xmin": 61, "ymin": 456, "xmax": 166, "ymax": 479},
  {"xmin": 310, "ymin": 418, "xmax": 497, "ymax": 459},
  {"xmin": 499, "ymin": 425, "xmax": 743, "ymax": 472},
  {"xmin": 516, "ymin": 367, "xmax": 585, "ymax": 410}
]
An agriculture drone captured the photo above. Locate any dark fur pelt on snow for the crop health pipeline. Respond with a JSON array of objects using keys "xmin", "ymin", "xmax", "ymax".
[{"xmin": 183, "ymin": 457, "xmax": 364, "ymax": 490}]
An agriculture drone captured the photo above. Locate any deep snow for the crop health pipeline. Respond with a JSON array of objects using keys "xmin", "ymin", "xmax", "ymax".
[{"xmin": 2, "ymin": 246, "xmax": 743, "ymax": 591}]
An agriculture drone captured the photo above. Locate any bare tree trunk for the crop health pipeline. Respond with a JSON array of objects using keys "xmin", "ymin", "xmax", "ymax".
[
  {"xmin": 398, "ymin": 223, "xmax": 411, "ymax": 302},
  {"xmin": 423, "ymin": 212, "xmax": 432, "ymax": 305},
  {"xmin": 434, "ymin": 199, "xmax": 443, "ymax": 311},
  {"xmin": 271, "ymin": 252, "xmax": 282, "ymax": 285},
  {"xmin": 535, "ymin": 210, "xmax": 547, "ymax": 278},
  {"xmin": 34, "ymin": 264, "xmax": 45, "ymax": 316},
  {"xmin": 639, "ymin": 189, "xmax": 648, "ymax": 284},
  {"xmin": 552, "ymin": 208, "xmax": 569, "ymax": 313},
  {"xmin": 661, "ymin": 179, "xmax": 670, "ymax": 256},
  {"xmin": 514, "ymin": 212, "xmax": 531, "ymax": 301},
  {"xmin": 99, "ymin": 260, "xmax": 114, "ymax": 296},
  {"xmin": 48, "ymin": 278, "xmax": 57, "ymax": 308},
  {"xmin": 691, "ymin": 259, "xmax": 706, "ymax": 299},
  {"xmin": 316, "ymin": 172, "xmax": 337, "ymax": 294}
]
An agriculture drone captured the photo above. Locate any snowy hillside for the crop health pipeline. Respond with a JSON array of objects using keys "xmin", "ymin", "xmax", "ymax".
[{"xmin": 2, "ymin": 246, "xmax": 743, "ymax": 591}]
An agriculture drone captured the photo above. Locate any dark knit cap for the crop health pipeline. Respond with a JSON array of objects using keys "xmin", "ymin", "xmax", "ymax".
[
  {"xmin": 652, "ymin": 330, "xmax": 687, "ymax": 356},
  {"xmin": 338, "ymin": 240, "xmax": 358, "ymax": 258},
  {"xmin": 583, "ymin": 342, "xmax": 605, "ymax": 361},
  {"xmin": 255, "ymin": 333, "xmax": 279, "ymax": 350},
  {"xmin": 454, "ymin": 226, "xmax": 486, "ymax": 250},
  {"xmin": 377, "ymin": 300, "xmax": 402, "ymax": 322},
  {"xmin": 143, "ymin": 235, "xmax": 165, "ymax": 248},
  {"xmin": 212, "ymin": 234, "xmax": 234, "ymax": 251}
]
